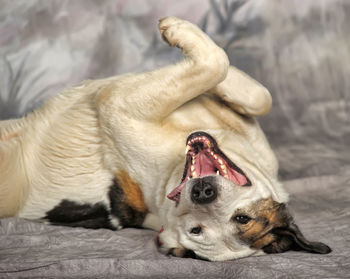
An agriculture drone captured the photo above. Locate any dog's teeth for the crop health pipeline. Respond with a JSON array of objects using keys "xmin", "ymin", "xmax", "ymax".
[
  {"xmin": 220, "ymin": 164, "xmax": 226, "ymax": 170},
  {"xmin": 192, "ymin": 171, "xmax": 198, "ymax": 178},
  {"xmin": 222, "ymin": 168, "xmax": 227, "ymax": 174},
  {"xmin": 216, "ymin": 170, "xmax": 220, "ymax": 175},
  {"xmin": 191, "ymin": 165, "xmax": 195, "ymax": 171},
  {"xmin": 210, "ymin": 151, "xmax": 214, "ymax": 156},
  {"xmin": 224, "ymin": 174, "xmax": 229, "ymax": 178},
  {"xmin": 206, "ymin": 141, "xmax": 211, "ymax": 147},
  {"xmin": 192, "ymin": 156, "xmax": 195, "ymax": 164},
  {"xmin": 218, "ymin": 159, "xmax": 223, "ymax": 165},
  {"xmin": 214, "ymin": 155, "xmax": 218, "ymax": 160},
  {"xmin": 185, "ymin": 145, "xmax": 191, "ymax": 154}
]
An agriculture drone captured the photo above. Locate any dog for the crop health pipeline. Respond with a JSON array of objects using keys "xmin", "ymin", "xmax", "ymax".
[{"xmin": 0, "ymin": 16, "xmax": 331, "ymax": 261}]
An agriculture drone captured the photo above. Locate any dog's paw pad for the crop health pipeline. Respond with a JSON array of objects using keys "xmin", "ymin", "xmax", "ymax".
[{"xmin": 158, "ymin": 16, "xmax": 200, "ymax": 49}]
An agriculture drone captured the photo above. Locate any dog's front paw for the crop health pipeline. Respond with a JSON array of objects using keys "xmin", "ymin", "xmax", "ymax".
[
  {"xmin": 158, "ymin": 16, "xmax": 184, "ymax": 47},
  {"xmin": 159, "ymin": 16, "xmax": 203, "ymax": 50},
  {"xmin": 158, "ymin": 16, "xmax": 212, "ymax": 55},
  {"xmin": 158, "ymin": 16, "xmax": 229, "ymax": 78},
  {"xmin": 156, "ymin": 226, "xmax": 208, "ymax": 260}
]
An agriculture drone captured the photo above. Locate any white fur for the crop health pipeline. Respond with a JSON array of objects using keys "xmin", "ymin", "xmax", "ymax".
[{"xmin": 0, "ymin": 17, "xmax": 287, "ymax": 261}]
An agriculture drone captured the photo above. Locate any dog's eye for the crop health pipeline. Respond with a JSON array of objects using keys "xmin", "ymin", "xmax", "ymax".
[
  {"xmin": 234, "ymin": 215, "xmax": 252, "ymax": 224},
  {"xmin": 190, "ymin": 226, "xmax": 202, "ymax": 234}
]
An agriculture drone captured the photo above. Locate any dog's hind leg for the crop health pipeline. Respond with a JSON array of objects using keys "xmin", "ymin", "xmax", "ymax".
[
  {"xmin": 207, "ymin": 67, "xmax": 277, "ymax": 176},
  {"xmin": 209, "ymin": 66, "xmax": 272, "ymax": 116},
  {"xmin": 97, "ymin": 16, "xmax": 229, "ymax": 122}
]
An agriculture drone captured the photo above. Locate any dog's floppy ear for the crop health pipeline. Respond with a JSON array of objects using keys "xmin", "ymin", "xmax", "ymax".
[{"xmin": 263, "ymin": 222, "xmax": 331, "ymax": 254}]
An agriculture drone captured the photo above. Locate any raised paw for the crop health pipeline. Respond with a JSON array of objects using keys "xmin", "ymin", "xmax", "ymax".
[
  {"xmin": 157, "ymin": 16, "xmax": 229, "ymax": 77},
  {"xmin": 158, "ymin": 16, "xmax": 211, "ymax": 54},
  {"xmin": 158, "ymin": 16, "xmax": 185, "ymax": 47}
]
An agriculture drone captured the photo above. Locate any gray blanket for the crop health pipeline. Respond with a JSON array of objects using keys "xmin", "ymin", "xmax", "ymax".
[
  {"xmin": 1, "ymin": 0, "xmax": 349, "ymax": 278},
  {"xmin": 1, "ymin": 173, "xmax": 349, "ymax": 278}
]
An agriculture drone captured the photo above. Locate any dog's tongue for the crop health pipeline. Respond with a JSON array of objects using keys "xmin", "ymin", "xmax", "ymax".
[
  {"xmin": 195, "ymin": 152, "xmax": 216, "ymax": 176},
  {"xmin": 195, "ymin": 150, "xmax": 248, "ymax": 185}
]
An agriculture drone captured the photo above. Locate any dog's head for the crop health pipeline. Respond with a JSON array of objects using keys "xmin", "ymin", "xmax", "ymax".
[{"xmin": 158, "ymin": 131, "xmax": 331, "ymax": 261}]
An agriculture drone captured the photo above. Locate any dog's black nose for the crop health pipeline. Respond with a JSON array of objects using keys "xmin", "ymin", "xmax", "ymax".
[{"xmin": 191, "ymin": 178, "xmax": 217, "ymax": 204}]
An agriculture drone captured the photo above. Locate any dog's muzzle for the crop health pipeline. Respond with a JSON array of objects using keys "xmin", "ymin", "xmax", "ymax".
[{"xmin": 191, "ymin": 177, "xmax": 218, "ymax": 204}]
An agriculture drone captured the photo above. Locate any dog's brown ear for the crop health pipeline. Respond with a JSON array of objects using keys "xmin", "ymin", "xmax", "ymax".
[{"xmin": 263, "ymin": 222, "xmax": 331, "ymax": 254}]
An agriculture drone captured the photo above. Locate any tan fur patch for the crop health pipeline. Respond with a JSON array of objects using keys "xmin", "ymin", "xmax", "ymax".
[
  {"xmin": 251, "ymin": 233, "xmax": 276, "ymax": 249},
  {"xmin": 235, "ymin": 198, "xmax": 289, "ymax": 247},
  {"xmin": 241, "ymin": 220, "xmax": 266, "ymax": 241},
  {"xmin": 116, "ymin": 170, "xmax": 148, "ymax": 213},
  {"xmin": 171, "ymin": 247, "xmax": 187, "ymax": 257},
  {"xmin": 0, "ymin": 132, "xmax": 19, "ymax": 142},
  {"xmin": 96, "ymin": 85, "xmax": 112, "ymax": 106}
]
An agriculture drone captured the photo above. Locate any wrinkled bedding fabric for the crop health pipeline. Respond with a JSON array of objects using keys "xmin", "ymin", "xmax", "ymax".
[
  {"xmin": 1, "ymin": 0, "xmax": 349, "ymax": 278},
  {"xmin": 1, "ymin": 173, "xmax": 349, "ymax": 278}
]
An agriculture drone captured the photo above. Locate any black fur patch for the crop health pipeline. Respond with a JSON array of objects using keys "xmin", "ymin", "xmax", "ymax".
[
  {"xmin": 44, "ymin": 179, "xmax": 147, "ymax": 230},
  {"xmin": 44, "ymin": 178, "xmax": 147, "ymax": 230},
  {"xmin": 45, "ymin": 200, "xmax": 116, "ymax": 230},
  {"xmin": 108, "ymin": 179, "xmax": 147, "ymax": 228}
]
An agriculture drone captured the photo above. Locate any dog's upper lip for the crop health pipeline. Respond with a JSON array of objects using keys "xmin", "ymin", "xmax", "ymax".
[
  {"xmin": 167, "ymin": 131, "xmax": 251, "ymax": 205},
  {"xmin": 167, "ymin": 181, "xmax": 186, "ymax": 203}
]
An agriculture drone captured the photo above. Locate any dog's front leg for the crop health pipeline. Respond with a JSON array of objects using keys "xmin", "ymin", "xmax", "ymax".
[
  {"xmin": 97, "ymin": 16, "xmax": 229, "ymax": 122},
  {"xmin": 96, "ymin": 17, "xmax": 229, "ymax": 229},
  {"xmin": 96, "ymin": 16, "xmax": 230, "ymax": 187}
]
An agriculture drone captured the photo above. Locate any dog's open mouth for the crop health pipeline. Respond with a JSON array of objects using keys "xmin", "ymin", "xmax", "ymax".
[{"xmin": 167, "ymin": 131, "xmax": 251, "ymax": 205}]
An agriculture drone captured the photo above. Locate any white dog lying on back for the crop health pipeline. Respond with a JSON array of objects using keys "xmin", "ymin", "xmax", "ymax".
[{"xmin": 0, "ymin": 16, "xmax": 330, "ymax": 261}]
